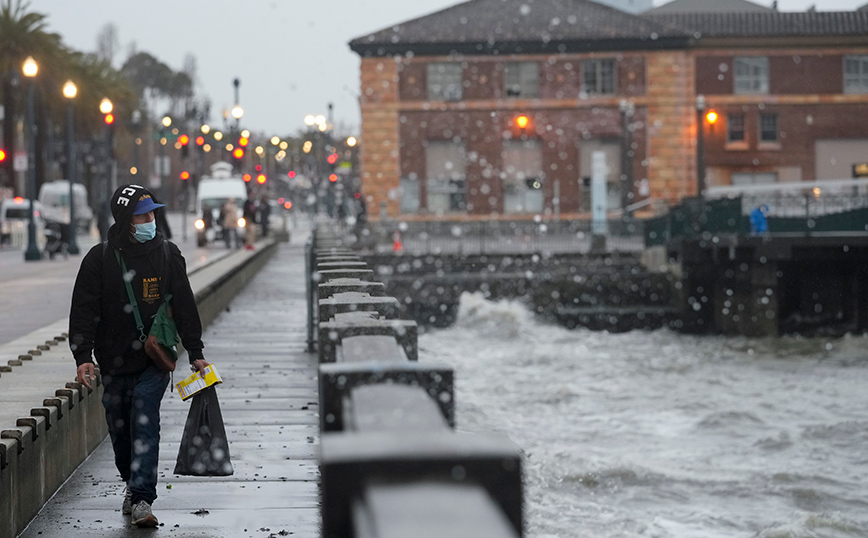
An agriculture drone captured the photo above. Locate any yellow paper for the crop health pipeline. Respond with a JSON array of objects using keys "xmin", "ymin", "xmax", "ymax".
[{"xmin": 175, "ymin": 364, "xmax": 223, "ymax": 401}]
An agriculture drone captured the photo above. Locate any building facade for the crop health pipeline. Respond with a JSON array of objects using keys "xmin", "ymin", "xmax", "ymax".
[{"xmin": 350, "ymin": 0, "xmax": 868, "ymax": 220}]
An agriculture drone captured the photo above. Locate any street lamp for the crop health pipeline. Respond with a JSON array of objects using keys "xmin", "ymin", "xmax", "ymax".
[
  {"xmin": 696, "ymin": 94, "xmax": 706, "ymax": 197},
  {"xmin": 22, "ymin": 56, "xmax": 41, "ymax": 261},
  {"xmin": 63, "ymin": 80, "xmax": 80, "ymax": 255},
  {"xmin": 97, "ymin": 97, "xmax": 114, "ymax": 241}
]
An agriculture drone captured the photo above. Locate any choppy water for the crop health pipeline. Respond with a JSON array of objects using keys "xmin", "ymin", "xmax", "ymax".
[{"xmin": 419, "ymin": 292, "xmax": 868, "ymax": 538}]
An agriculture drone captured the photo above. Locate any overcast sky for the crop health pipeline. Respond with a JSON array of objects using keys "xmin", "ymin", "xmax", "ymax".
[{"xmin": 32, "ymin": 0, "xmax": 866, "ymax": 138}]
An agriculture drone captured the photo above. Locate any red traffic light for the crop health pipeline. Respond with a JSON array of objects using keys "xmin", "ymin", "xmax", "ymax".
[
  {"xmin": 180, "ymin": 171, "xmax": 190, "ymax": 181},
  {"xmin": 238, "ymin": 136, "xmax": 249, "ymax": 147},
  {"xmin": 242, "ymin": 173, "xmax": 252, "ymax": 182},
  {"xmin": 0, "ymin": 149, "xmax": 6, "ymax": 162},
  {"xmin": 326, "ymin": 153, "xmax": 338, "ymax": 165},
  {"xmin": 179, "ymin": 134, "xmax": 190, "ymax": 146},
  {"xmin": 104, "ymin": 113, "xmax": 115, "ymax": 125},
  {"xmin": 256, "ymin": 174, "xmax": 267, "ymax": 184},
  {"xmin": 287, "ymin": 170, "xmax": 296, "ymax": 179},
  {"xmin": 195, "ymin": 136, "xmax": 205, "ymax": 146},
  {"xmin": 328, "ymin": 173, "xmax": 338, "ymax": 182},
  {"xmin": 233, "ymin": 147, "xmax": 245, "ymax": 159},
  {"xmin": 255, "ymin": 164, "xmax": 262, "ymax": 172}
]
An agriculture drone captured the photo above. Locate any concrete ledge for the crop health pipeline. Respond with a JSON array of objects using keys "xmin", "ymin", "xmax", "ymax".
[
  {"xmin": 320, "ymin": 430, "xmax": 523, "ymax": 538},
  {"xmin": 319, "ymin": 317, "xmax": 417, "ymax": 364},
  {"xmin": 318, "ymin": 361, "xmax": 454, "ymax": 432},
  {"xmin": 0, "ymin": 239, "xmax": 278, "ymax": 538}
]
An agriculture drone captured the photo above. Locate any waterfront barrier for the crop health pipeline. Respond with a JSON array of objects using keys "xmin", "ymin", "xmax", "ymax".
[
  {"xmin": 0, "ymin": 240, "xmax": 277, "ymax": 538},
  {"xmin": 309, "ymin": 227, "xmax": 524, "ymax": 538}
]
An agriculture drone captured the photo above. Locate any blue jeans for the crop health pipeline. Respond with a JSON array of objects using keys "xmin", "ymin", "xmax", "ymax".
[{"xmin": 101, "ymin": 365, "xmax": 169, "ymax": 505}]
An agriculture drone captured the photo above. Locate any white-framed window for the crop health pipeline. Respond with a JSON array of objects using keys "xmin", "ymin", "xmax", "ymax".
[
  {"xmin": 727, "ymin": 113, "xmax": 745, "ymax": 142},
  {"xmin": 504, "ymin": 62, "xmax": 540, "ymax": 98},
  {"xmin": 427, "ymin": 63, "xmax": 463, "ymax": 101},
  {"xmin": 759, "ymin": 114, "xmax": 778, "ymax": 143},
  {"xmin": 734, "ymin": 57, "xmax": 769, "ymax": 95},
  {"xmin": 731, "ymin": 172, "xmax": 777, "ymax": 186},
  {"xmin": 844, "ymin": 55, "xmax": 868, "ymax": 94},
  {"xmin": 502, "ymin": 139, "xmax": 544, "ymax": 214},
  {"xmin": 425, "ymin": 140, "xmax": 466, "ymax": 213},
  {"xmin": 399, "ymin": 176, "xmax": 420, "ymax": 214},
  {"xmin": 581, "ymin": 59, "xmax": 616, "ymax": 95}
]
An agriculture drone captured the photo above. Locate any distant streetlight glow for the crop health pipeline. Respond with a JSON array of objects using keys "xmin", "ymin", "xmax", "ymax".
[
  {"xmin": 231, "ymin": 105, "xmax": 244, "ymax": 120},
  {"xmin": 304, "ymin": 115, "xmax": 316, "ymax": 126},
  {"xmin": 22, "ymin": 56, "xmax": 38, "ymax": 78},
  {"xmin": 346, "ymin": 136, "xmax": 357, "ymax": 147},
  {"xmin": 62, "ymin": 80, "xmax": 77, "ymax": 99},
  {"xmin": 162, "ymin": 116, "xmax": 172, "ymax": 127},
  {"xmin": 99, "ymin": 98, "xmax": 113, "ymax": 114},
  {"xmin": 271, "ymin": 136, "xmax": 280, "ymax": 146}
]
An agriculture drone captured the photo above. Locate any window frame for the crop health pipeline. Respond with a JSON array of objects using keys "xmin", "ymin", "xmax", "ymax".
[
  {"xmin": 425, "ymin": 140, "xmax": 467, "ymax": 214},
  {"xmin": 727, "ymin": 113, "xmax": 746, "ymax": 143},
  {"xmin": 502, "ymin": 138, "xmax": 544, "ymax": 214},
  {"xmin": 504, "ymin": 61, "xmax": 540, "ymax": 98},
  {"xmin": 426, "ymin": 63, "xmax": 463, "ymax": 101},
  {"xmin": 733, "ymin": 56, "xmax": 769, "ymax": 95},
  {"xmin": 580, "ymin": 59, "xmax": 617, "ymax": 96},
  {"xmin": 759, "ymin": 113, "xmax": 778, "ymax": 144},
  {"xmin": 844, "ymin": 55, "xmax": 868, "ymax": 94}
]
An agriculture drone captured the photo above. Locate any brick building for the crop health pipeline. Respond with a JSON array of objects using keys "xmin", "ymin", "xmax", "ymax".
[{"xmin": 349, "ymin": 0, "xmax": 868, "ymax": 220}]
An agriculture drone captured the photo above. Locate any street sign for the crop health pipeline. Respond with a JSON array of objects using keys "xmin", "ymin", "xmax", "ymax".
[{"xmin": 13, "ymin": 151, "xmax": 27, "ymax": 172}]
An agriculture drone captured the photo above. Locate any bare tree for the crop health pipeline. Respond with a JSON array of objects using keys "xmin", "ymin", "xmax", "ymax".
[{"xmin": 96, "ymin": 22, "xmax": 119, "ymax": 66}]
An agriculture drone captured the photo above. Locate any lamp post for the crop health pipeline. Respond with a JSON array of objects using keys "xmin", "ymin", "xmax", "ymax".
[
  {"xmin": 97, "ymin": 97, "xmax": 114, "ymax": 241},
  {"xmin": 695, "ymin": 94, "xmax": 706, "ymax": 198},
  {"xmin": 22, "ymin": 56, "xmax": 41, "ymax": 261},
  {"xmin": 63, "ymin": 80, "xmax": 80, "ymax": 254}
]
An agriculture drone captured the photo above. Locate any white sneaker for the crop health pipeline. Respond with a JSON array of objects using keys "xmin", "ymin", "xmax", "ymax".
[
  {"xmin": 122, "ymin": 483, "xmax": 132, "ymax": 514},
  {"xmin": 131, "ymin": 500, "xmax": 158, "ymax": 527}
]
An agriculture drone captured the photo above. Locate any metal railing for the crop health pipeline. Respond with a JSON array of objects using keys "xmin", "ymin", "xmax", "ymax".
[{"xmin": 352, "ymin": 218, "xmax": 647, "ymax": 255}]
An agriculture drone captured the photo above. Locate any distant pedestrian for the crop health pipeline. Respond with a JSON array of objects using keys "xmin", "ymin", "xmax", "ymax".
[
  {"xmin": 259, "ymin": 196, "xmax": 271, "ymax": 239},
  {"xmin": 221, "ymin": 199, "xmax": 239, "ymax": 248},
  {"xmin": 750, "ymin": 204, "xmax": 769, "ymax": 236},
  {"xmin": 69, "ymin": 184, "xmax": 209, "ymax": 528},
  {"xmin": 243, "ymin": 196, "xmax": 257, "ymax": 249}
]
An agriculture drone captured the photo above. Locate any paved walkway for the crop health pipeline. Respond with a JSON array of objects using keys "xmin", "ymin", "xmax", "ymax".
[{"xmin": 17, "ymin": 239, "xmax": 321, "ymax": 538}]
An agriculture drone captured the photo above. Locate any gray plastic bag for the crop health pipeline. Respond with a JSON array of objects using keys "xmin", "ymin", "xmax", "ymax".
[{"xmin": 174, "ymin": 386, "xmax": 234, "ymax": 476}]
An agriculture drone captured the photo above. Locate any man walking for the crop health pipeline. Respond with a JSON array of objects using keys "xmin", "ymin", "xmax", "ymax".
[{"xmin": 69, "ymin": 184, "xmax": 209, "ymax": 527}]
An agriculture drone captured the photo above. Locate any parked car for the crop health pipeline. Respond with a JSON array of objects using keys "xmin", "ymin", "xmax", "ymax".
[
  {"xmin": 0, "ymin": 197, "xmax": 46, "ymax": 249},
  {"xmin": 38, "ymin": 180, "xmax": 93, "ymax": 233}
]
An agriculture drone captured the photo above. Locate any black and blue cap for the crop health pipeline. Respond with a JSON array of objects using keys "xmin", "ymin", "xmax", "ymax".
[{"xmin": 133, "ymin": 193, "xmax": 166, "ymax": 215}]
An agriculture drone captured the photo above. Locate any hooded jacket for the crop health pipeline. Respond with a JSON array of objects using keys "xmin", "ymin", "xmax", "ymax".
[{"xmin": 69, "ymin": 185, "xmax": 204, "ymax": 376}]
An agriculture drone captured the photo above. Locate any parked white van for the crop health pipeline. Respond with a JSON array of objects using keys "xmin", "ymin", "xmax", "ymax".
[
  {"xmin": 194, "ymin": 162, "xmax": 248, "ymax": 247},
  {"xmin": 38, "ymin": 180, "xmax": 93, "ymax": 232},
  {"xmin": 0, "ymin": 197, "xmax": 46, "ymax": 249}
]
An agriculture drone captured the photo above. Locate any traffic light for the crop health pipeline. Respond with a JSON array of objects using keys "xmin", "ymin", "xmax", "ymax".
[
  {"xmin": 255, "ymin": 164, "xmax": 262, "ymax": 172},
  {"xmin": 103, "ymin": 113, "xmax": 115, "ymax": 125},
  {"xmin": 0, "ymin": 149, "xmax": 6, "ymax": 162},
  {"xmin": 233, "ymin": 147, "xmax": 244, "ymax": 160},
  {"xmin": 180, "ymin": 171, "xmax": 190, "ymax": 181},
  {"xmin": 242, "ymin": 173, "xmax": 252, "ymax": 183},
  {"xmin": 238, "ymin": 136, "xmax": 249, "ymax": 147},
  {"xmin": 326, "ymin": 153, "xmax": 338, "ymax": 165},
  {"xmin": 287, "ymin": 170, "xmax": 296, "ymax": 179},
  {"xmin": 328, "ymin": 173, "xmax": 338, "ymax": 183},
  {"xmin": 256, "ymin": 173, "xmax": 267, "ymax": 184},
  {"xmin": 179, "ymin": 134, "xmax": 190, "ymax": 158}
]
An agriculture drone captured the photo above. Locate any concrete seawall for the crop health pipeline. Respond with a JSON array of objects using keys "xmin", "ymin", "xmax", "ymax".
[{"xmin": 0, "ymin": 240, "xmax": 277, "ymax": 538}]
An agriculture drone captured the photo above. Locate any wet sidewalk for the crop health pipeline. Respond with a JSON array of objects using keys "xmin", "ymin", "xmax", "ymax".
[{"xmin": 17, "ymin": 240, "xmax": 321, "ymax": 538}]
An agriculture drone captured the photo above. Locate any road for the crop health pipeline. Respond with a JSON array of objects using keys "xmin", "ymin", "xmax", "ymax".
[{"xmin": 0, "ymin": 211, "xmax": 236, "ymax": 347}]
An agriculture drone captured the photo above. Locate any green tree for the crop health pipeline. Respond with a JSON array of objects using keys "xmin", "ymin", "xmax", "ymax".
[{"xmin": 0, "ymin": 0, "xmax": 65, "ymax": 188}]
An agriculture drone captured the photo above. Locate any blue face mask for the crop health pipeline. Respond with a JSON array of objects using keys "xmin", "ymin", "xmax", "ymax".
[{"xmin": 131, "ymin": 220, "xmax": 156, "ymax": 243}]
